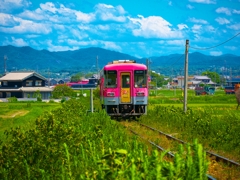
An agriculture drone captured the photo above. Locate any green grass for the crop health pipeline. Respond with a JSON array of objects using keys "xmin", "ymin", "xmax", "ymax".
[
  {"xmin": 0, "ymin": 99, "xmax": 209, "ymax": 179},
  {"xmin": 0, "ymin": 102, "xmax": 60, "ymax": 141}
]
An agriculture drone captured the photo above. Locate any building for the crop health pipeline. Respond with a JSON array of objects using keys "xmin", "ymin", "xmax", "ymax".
[
  {"xmin": 191, "ymin": 75, "xmax": 216, "ymax": 87},
  {"xmin": 226, "ymin": 78, "xmax": 240, "ymax": 87},
  {"xmin": 0, "ymin": 71, "xmax": 53, "ymax": 99}
]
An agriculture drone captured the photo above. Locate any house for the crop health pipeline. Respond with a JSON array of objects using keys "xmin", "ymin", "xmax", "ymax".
[
  {"xmin": 49, "ymin": 78, "xmax": 58, "ymax": 86},
  {"xmin": 190, "ymin": 75, "xmax": 216, "ymax": 87},
  {"xmin": 57, "ymin": 79, "xmax": 65, "ymax": 84},
  {"xmin": 171, "ymin": 76, "xmax": 194, "ymax": 88},
  {"xmin": 226, "ymin": 78, "xmax": 240, "ymax": 87},
  {"xmin": 0, "ymin": 71, "xmax": 53, "ymax": 99}
]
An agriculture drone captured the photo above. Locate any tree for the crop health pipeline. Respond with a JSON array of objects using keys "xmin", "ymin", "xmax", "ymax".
[
  {"xmin": 201, "ymin": 71, "xmax": 221, "ymax": 84},
  {"xmin": 149, "ymin": 71, "xmax": 168, "ymax": 87},
  {"xmin": 70, "ymin": 74, "xmax": 81, "ymax": 82},
  {"xmin": 33, "ymin": 90, "xmax": 42, "ymax": 101},
  {"xmin": 52, "ymin": 84, "xmax": 74, "ymax": 99}
]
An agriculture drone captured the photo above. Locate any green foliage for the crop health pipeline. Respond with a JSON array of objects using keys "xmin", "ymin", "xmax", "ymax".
[
  {"xmin": 201, "ymin": 71, "xmax": 220, "ymax": 84},
  {"xmin": 52, "ymin": 84, "xmax": 74, "ymax": 99},
  {"xmin": 0, "ymin": 99, "xmax": 209, "ymax": 179},
  {"xmin": 70, "ymin": 73, "xmax": 81, "ymax": 82},
  {"xmin": 7, "ymin": 97, "xmax": 18, "ymax": 103},
  {"xmin": 33, "ymin": 90, "xmax": 42, "ymax": 102},
  {"xmin": 149, "ymin": 71, "xmax": 168, "ymax": 87},
  {"xmin": 61, "ymin": 97, "xmax": 67, "ymax": 103},
  {"xmin": 0, "ymin": 103, "xmax": 60, "ymax": 142},
  {"xmin": 141, "ymin": 105, "xmax": 240, "ymax": 155},
  {"xmin": 93, "ymin": 87, "xmax": 100, "ymax": 99},
  {"xmin": 48, "ymin": 99, "xmax": 55, "ymax": 103}
]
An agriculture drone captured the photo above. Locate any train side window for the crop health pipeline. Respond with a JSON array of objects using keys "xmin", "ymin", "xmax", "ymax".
[
  {"xmin": 122, "ymin": 75, "xmax": 130, "ymax": 88},
  {"xmin": 134, "ymin": 70, "xmax": 147, "ymax": 88},
  {"xmin": 104, "ymin": 70, "xmax": 117, "ymax": 88}
]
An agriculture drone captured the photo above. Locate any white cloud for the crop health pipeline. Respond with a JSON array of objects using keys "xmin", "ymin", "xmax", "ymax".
[
  {"xmin": 204, "ymin": 25, "xmax": 215, "ymax": 33},
  {"xmin": 70, "ymin": 29, "xmax": 89, "ymax": 39},
  {"xmin": 97, "ymin": 25, "xmax": 110, "ymax": 31},
  {"xmin": 166, "ymin": 40, "xmax": 185, "ymax": 46},
  {"xmin": 66, "ymin": 39, "xmax": 98, "ymax": 47},
  {"xmin": 210, "ymin": 51, "xmax": 222, "ymax": 56},
  {"xmin": 101, "ymin": 41, "xmax": 122, "ymax": 52},
  {"xmin": 224, "ymin": 46, "xmax": 237, "ymax": 51},
  {"xmin": 192, "ymin": 24, "xmax": 202, "ymax": 33},
  {"xmin": 168, "ymin": 1, "xmax": 173, "ymax": 6},
  {"xmin": 94, "ymin": 4, "xmax": 127, "ymax": 22},
  {"xmin": 227, "ymin": 23, "xmax": 240, "ymax": 30},
  {"xmin": 188, "ymin": 17, "xmax": 208, "ymax": 24},
  {"xmin": 0, "ymin": 17, "xmax": 52, "ymax": 34},
  {"xmin": 46, "ymin": 40, "xmax": 78, "ymax": 51},
  {"xmin": 0, "ymin": 0, "xmax": 31, "ymax": 12},
  {"xmin": 53, "ymin": 24, "xmax": 65, "ymax": 31},
  {"xmin": 178, "ymin": 23, "xmax": 188, "ymax": 30},
  {"xmin": 3, "ymin": 37, "xmax": 28, "ymax": 47},
  {"xmin": 129, "ymin": 16, "xmax": 182, "ymax": 38},
  {"xmin": 187, "ymin": 4, "xmax": 195, "ymax": 9},
  {"xmin": 75, "ymin": 11, "xmax": 95, "ymax": 23},
  {"xmin": 215, "ymin": 17, "xmax": 230, "ymax": 25},
  {"xmin": 0, "ymin": 13, "xmax": 19, "ymax": 27},
  {"xmin": 40, "ymin": 2, "xmax": 58, "ymax": 14},
  {"xmin": 188, "ymin": 0, "xmax": 216, "ymax": 4},
  {"xmin": 18, "ymin": 9, "xmax": 46, "ymax": 21},
  {"xmin": 19, "ymin": 2, "xmax": 94, "ymax": 23},
  {"xmin": 233, "ymin": 9, "xmax": 240, "ymax": 14},
  {"xmin": 216, "ymin": 7, "xmax": 231, "ymax": 15}
]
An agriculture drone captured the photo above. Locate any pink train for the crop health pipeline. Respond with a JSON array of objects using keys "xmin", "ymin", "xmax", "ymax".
[{"xmin": 100, "ymin": 60, "xmax": 148, "ymax": 119}]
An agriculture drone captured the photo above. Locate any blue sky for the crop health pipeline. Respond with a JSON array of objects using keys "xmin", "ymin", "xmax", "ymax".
[{"xmin": 0, "ymin": 0, "xmax": 240, "ymax": 58}]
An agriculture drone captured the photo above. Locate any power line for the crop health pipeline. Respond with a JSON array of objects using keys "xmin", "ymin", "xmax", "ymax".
[{"xmin": 190, "ymin": 32, "xmax": 240, "ymax": 50}]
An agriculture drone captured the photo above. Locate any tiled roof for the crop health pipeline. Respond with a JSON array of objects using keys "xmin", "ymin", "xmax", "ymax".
[
  {"xmin": 0, "ymin": 72, "xmax": 47, "ymax": 81},
  {"xmin": 20, "ymin": 87, "xmax": 53, "ymax": 92},
  {"xmin": 193, "ymin": 75, "xmax": 210, "ymax": 80},
  {"xmin": 0, "ymin": 88, "xmax": 21, "ymax": 91},
  {"xmin": 0, "ymin": 87, "xmax": 53, "ymax": 92}
]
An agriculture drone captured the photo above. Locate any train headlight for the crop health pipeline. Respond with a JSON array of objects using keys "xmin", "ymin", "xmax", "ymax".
[
  {"xmin": 107, "ymin": 92, "xmax": 115, "ymax": 97},
  {"xmin": 137, "ymin": 92, "xmax": 145, "ymax": 96}
]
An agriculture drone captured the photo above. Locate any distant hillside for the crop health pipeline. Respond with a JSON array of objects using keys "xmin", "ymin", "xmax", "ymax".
[
  {"xmin": 0, "ymin": 45, "xmax": 239, "ymax": 76},
  {"xmin": 0, "ymin": 45, "xmax": 139, "ymax": 73}
]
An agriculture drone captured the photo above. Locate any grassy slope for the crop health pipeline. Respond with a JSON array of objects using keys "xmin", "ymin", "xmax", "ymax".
[{"xmin": 0, "ymin": 102, "xmax": 60, "ymax": 141}]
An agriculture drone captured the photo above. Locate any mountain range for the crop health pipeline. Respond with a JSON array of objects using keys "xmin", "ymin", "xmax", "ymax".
[{"xmin": 0, "ymin": 45, "xmax": 240, "ymax": 77}]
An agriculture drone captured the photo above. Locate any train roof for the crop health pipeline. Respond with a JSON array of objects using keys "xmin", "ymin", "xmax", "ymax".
[{"xmin": 104, "ymin": 60, "xmax": 147, "ymax": 70}]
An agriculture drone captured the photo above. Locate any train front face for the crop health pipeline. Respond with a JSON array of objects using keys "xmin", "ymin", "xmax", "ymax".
[{"xmin": 100, "ymin": 61, "xmax": 148, "ymax": 118}]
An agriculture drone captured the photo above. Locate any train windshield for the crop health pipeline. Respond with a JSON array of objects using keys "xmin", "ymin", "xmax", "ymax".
[
  {"xmin": 134, "ymin": 70, "xmax": 147, "ymax": 88},
  {"xmin": 104, "ymin": 70, "xmax": 117, "ymax": 88}
]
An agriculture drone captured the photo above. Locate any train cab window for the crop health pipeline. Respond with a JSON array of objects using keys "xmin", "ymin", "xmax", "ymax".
[
  {"xmin": 104, "ymin": 70, "xmax": 117, "ymax": 88},
  {"xmin": 134, "ymin": 70, "xmax": 147, "ymax": 88},
  {"xmin": 122, "ymin": 75, "xmax": 130, "ymax": 88}
]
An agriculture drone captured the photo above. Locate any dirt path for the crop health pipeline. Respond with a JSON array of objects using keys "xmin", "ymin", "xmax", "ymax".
[{"xmin": 0, "ymin": 110, "xmax": 29, "ymax": 118}]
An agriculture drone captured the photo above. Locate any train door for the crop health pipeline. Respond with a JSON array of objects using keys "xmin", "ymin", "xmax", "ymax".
[{"xmin": 120, "ymin": 72, "xmax": 131, "ymax": 103}]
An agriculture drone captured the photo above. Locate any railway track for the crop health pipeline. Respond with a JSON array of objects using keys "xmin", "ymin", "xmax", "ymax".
[
  {"xmin": 121, "ymin": 121, "xmax": 240, "ymax": 180},
  {"xmin": 139, "ymin": 123, "xmax": 240, "ymax": 167}
]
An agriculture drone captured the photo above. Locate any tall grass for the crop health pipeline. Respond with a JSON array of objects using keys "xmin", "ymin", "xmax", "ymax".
[
  {"xmin": 141, "ymin": 105, "xmax": 240, "ymax": 157},
  {"xmin": 0, "ymin": 99, "xmax": 209, "ymax": 179}
]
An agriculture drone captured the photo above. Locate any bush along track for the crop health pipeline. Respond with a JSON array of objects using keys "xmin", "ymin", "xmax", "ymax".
[
  {"xmin": 0, "ymin": 99, "xmax": 209, "ymax": 179},
  {"xmin": 141, "ymin": 105, "xmax": 240, "ymax": 161}
]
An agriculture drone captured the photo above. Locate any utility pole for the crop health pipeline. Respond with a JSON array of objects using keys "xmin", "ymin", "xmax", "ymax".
[
  {"xmin": 48, "ymin": 68, "xmax": 50, "ymax": 87},
  {"xmin": 4, "ymin": 55, "xmax": 7, "ymax": 74},
  {"xmin": 96, "ymin": 56, "xmax": 99, "ymax": 77},
  {"xmin": 183, "ymin": 40, "xmax": 189, "ymax": 113},
  {"xmin": 146, "ymin": 59, "xmax": 149, "ymax": 75}
]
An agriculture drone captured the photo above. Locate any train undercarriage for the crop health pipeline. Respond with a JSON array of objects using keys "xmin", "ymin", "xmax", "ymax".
[{"xmin": 102, "ymin": 104, "xmax": 147, "ymax": 119}]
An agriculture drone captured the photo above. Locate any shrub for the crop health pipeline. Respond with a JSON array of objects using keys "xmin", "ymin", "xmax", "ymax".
[{"xmin": 7, "ymin": 97, "xmax": 18, "ymax": 103}]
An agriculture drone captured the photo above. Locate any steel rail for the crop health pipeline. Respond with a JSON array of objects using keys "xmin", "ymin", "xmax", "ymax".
[
  {"xmin": 128, "ymin": 127, "xmax": 216, "ymax": 180},
  {"xmin": 139, "ymin": 122, "xmax": 240, "ymax": 167}
]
